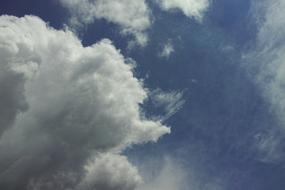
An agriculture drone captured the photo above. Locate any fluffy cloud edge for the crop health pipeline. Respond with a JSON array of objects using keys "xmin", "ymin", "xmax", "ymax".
[
  {"xmin": 156, "ymin": 0, "xmax": 210, "ymax": 21},
  {"xmin": 0, "ymin": 14, "xmax": 170, "ymax": 189},
  {"xmin": 58, "ymin": 0, "xmax": 211, "ymax": 46},
  {"xmin": 59, "ymin": 0, "xmax": 151, "ymax": 46}
]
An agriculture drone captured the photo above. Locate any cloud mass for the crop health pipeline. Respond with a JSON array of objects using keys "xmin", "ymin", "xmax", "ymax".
[{"xmin": 0, "ymin": 15, "xmax": 169, "ymax": 190}]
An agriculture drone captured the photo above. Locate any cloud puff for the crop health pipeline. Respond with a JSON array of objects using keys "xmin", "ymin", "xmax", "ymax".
[
  {"xmin": 78, "ymin": 153, "xmax": 142, "ymax": 190},
  {"xmin": 59, "ymin": 0, "xmax": 151, "ymax": 46},
  {"xmin": 156, "ymin": 0, "xmax": 210, "ymax": 20},
  {"xmin": 0, "ymin": 15, "xmax": 169, "ymax": 189},
  {"xmin": 159, "ymin": 41, "xmax": 174, "ymax": 59}
]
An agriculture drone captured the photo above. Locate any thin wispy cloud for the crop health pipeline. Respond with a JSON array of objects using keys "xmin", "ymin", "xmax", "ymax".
[{"xmin": 244, "ymin": 0, "xmax": 285, "ymax": 163}]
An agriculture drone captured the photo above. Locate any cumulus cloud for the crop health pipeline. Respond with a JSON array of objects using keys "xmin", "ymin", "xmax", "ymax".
[
  {"xmin": 244, "ymin": 0, "xmax": 285, "ymax": 162},
  {"xmin": 59, "ymin": 0, "xmax": 151, "ymax": 46},
  {"xmin": 0, "ymin": 15, "xmax": 169, "ymax": 189},
  {"xmin": 156, "ymin": 0, "xmax": 210, "ymax": 20},
  {"xmin": 78, "ymin": 153, "xmax": 142, "ymax": 190}
]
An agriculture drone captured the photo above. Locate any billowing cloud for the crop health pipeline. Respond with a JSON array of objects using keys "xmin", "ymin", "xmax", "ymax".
[
  {"xmin": 78, "ymin": 153, "xmax": 142, "ymax": 190},
  {"xmin": 156, "ymin": 0, "xmax": 210, "ymax": 20},
  {"xmin": 59, "ymin": 0, "xmax": 151, "ymax": 46},
  {"xmin": 0, "ymin": 15, "xmax": 169, "ymax": 189}
]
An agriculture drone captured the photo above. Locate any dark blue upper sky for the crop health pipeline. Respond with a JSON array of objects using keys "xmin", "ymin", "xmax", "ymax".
[{"xmin": 1, "ymin": 0, "xmax": 284, "ymax": 190}]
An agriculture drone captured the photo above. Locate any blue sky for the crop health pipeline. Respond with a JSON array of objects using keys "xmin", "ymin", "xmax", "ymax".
[{"xmin": 1, "ymin": 0, "xmax": 285, "ymax": 190}]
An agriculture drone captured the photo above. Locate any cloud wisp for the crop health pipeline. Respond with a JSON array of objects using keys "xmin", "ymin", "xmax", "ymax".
[
  {"xmin": 244, "ymin": 0, "xmax": 285, "ymax": 163},
  {"xmin": 159, "ymin": 41, "xmax": 175, "ymax": 59},
  {"xmin": 137, "ymin": 157, "xmax": 189, "ymax": 190},
  {"xmin": 149, "ymin": 89, "xmax": 185, "ymax": 122}
]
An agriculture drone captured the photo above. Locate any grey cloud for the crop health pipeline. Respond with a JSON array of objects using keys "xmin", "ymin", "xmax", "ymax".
[
  {"xmin": 137, "ymin": 157, "xmax": 188, "ymax": 190},
  {"xmin": 0, "ymin": 69, "xmax": 27, "ymax": 136}
]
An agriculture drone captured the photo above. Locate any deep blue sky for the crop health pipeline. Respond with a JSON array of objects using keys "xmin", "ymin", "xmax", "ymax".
[{"xmin": 1, "ymin": 0, "xmax": 284, "ymax": 190}]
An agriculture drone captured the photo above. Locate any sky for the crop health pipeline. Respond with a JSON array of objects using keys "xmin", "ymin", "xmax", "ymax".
[{"xmin": 0, "ymin": 0, "xmax": 285, "ymax": 190}]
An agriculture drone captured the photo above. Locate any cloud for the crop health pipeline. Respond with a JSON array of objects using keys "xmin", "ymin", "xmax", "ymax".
[
  {"xmin": 159, "ymin": 41, "xmax": 174, "ymax": 59},
  {"xmin": 28, "ymin": 153, "xmax": 144, "ymax": 190},
  {"xmin": 78, "ymin": 153, "xmax": 142, "ymax": 190},
  {"xmin": 137, "ymin": 157, "xmax": 189, "ymax": 190},
  {"xmin": 149, "ymin": 89, "xmax": 185, "ymax": 121},
  {"xmin": 58, "ymin": 0, "xmax": 210, "ymax": 46},
  {"xmin": 246, "ymin": 0, "xmax": 285, "ymax": 127},
  {"xmin": 156, "ymin": 0, "xmax": 210, "ymax": 20},
  {"xmin": 59, "ymin": 0, "xmax": 151, "ymax": 46},
  {"xmin": 0, "ymin": 15, "xmax": 169, "ymax": 189},
  {"xmin": 135, "ymin": 154, "xmax": 226, "ymax": 190},
  {"xmin": 244, "ymin": 0, "xmax": 285, "ymax": 162}
]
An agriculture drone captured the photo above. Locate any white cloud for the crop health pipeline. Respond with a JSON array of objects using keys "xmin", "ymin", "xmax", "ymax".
[
  {"xmin": 156, "ymin": 0, "xmax": 210, "ymax": 20},
  {"xmin": 59, "ymin": 0, "xmax": 151, "ymax": 46},
  {"xmin": 246, "ymin": 0, "xmax": 285, "ymax": 126},
  {"xmin": 159, "ymin": 41, "xmax": 174, "ymax": 59},
  {"xmin": 136, "ymin": 155, "xmax": 225, "ymax": 190},
  {"xmin": 252, "ymin": 130, "xmax": 285, "ymax": 163},
  {"xmin": 58, "ymin": 0, "xmax": 210, "ymax": 46},
  {"xmin": 137, "ymin": 157, "xmax": 189, "ymax": 190},
  {"xmin": 149, "ymin": 89, "xmax": 185, "ymax": 121},
  {"xmin": 0, "ymin": 15, "xmax": 169, "ymax": 189},
  {"xmin": 78, "ymin": 153, "xmax": 142, "ymax": 190},
  {"xmin": 137, "ymin": 156, "xmax": 201, "ymax": 190},
  {"xmin": 244, "ymin": 0, "xmax": 285, "ymax": 162}
]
